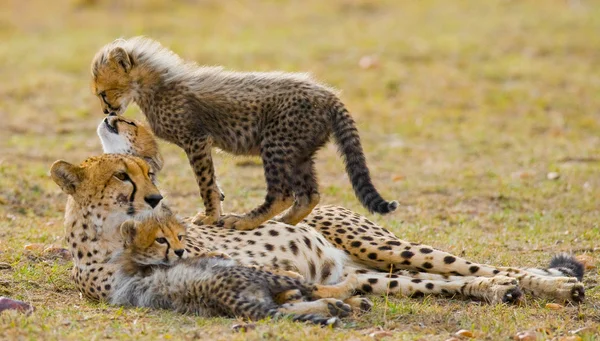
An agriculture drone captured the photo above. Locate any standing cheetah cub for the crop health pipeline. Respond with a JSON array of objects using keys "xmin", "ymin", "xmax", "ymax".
[
  {"xmin": 91, "ymin": 36, "xmax": 398, "ymax": 230},
  {"xmin": 110, "ymin": 215, "xmax": 360, "ymax": 325}
]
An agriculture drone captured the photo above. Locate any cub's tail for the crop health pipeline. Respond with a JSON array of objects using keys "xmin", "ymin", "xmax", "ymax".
[{"xmin": 329, "ymin": 102, "xmax": 398, "ymax": 214}]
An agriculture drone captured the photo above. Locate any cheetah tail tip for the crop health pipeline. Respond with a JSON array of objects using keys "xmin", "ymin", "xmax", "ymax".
[
  {"xmin": 374, "ymin": 200, "xmax": 399, "ymax": 214},
  {"xmin": 549, "ymin": 253, "xmax": 584, "ymax": 281}
]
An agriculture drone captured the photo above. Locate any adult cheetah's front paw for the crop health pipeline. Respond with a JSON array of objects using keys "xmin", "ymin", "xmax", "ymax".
[
  {"xmin": 325, "ymin": 299, "xmax": 352, "ymax": 318},
  {"xmin": 192, "ymin": 212, "xmax": 218, "ymax": 226},
  {"xmin": 217, "ymin": 214, "xmax": 259, "ymax": 231}
]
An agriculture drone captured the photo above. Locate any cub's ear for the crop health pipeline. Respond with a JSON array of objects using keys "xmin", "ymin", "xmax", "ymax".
[
  {"xmin": 50, "ymin": 160, "xmax": 83, "ymax": 195},
  {"xmin": 120, "ymin": 220, "xmax": 138, "ymax": 244},
  {"xmin": 109, "ymin": 47, "xmax": 132, "ymax": 73}
]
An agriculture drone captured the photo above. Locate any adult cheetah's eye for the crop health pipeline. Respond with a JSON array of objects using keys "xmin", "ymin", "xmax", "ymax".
[
  {"xmin": 155, "ymin": 237, "xmax": 168, "ymax": 244},
  {"xmin": 114, "ymin": 172, "xmax": 130, "ymax": 182}
]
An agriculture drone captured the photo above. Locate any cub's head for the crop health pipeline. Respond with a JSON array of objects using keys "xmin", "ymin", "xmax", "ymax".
[
  {"xmin": 91, "ymin": 37, "xmax": 175, "ymax": 116},
  {"xmin": 91, "ymin": 43, "xmax": 135, "ymax": 116},
  {"xmin": 50, "ymin": 154, "xmax": 163, "ymax": 221},
  {"xmin": 97, "ymin": 114, "xmax": 163, "ymax": 174},
  {"xmin": 119, "ymin": 212, "xmax": 187, "ymax": 266}
]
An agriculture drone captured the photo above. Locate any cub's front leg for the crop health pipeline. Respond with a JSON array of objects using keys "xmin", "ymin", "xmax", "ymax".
[{"xmin": 184, "ymin": 138, "xmax": 223, "ymax": 225}]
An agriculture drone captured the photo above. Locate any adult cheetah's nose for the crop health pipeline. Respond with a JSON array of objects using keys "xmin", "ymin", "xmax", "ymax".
[
  {"xmin": 144, "ymin": 194, "xmax": 163, "ymax": 208},
  {"xmin": 174, "ymin": 249, "xmax": 185, "ymax": 258}
]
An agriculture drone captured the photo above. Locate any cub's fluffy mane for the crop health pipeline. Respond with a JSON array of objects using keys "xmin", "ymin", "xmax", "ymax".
[{"xmin": 91, "ymin": 36, "xmax": 320, "ymax": 90}]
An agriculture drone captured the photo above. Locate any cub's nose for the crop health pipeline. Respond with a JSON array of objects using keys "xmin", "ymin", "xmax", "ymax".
[
  {"xmin": 144, "ymin": 194, "xmax": 163, "ymax": 208},
  {"xmin": 174, "ymin": 249, "xmax": 185, "ymax": 258}
]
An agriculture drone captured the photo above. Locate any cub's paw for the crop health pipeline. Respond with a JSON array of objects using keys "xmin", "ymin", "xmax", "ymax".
[
  {"xmin": 278, "ymin": 270, "xmax": 305, "ymax": 282},
  {"xmin": 217, "ymin": 214, "xmax": 259, "ymax": 231},
  {"xmin": 192, "ymin": 212, "xmax": 218, "ymax": 226},
  {"xmin": 205, "ymin": 251, "xmax": 231, "ymax": 259}
]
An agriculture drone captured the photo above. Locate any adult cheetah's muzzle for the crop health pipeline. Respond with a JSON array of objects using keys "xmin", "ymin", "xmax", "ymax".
[
  {"xmin": 104, "ymin": 118, "xmax": 118, "ymax": 134},
  {"xmin": 144, "ymin": 194, "xmax": 163, "ymax": 208}
]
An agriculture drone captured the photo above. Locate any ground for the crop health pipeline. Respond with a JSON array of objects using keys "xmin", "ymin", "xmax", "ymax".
[{"xmin": 0, "ymin": 0, "xmax": 599, "ymax": 340}]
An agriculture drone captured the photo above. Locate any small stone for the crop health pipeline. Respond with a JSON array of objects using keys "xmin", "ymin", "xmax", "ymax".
[
  {"xmin": 546, "ymin": 303, "xmax": 564, "ymax": 310},
  {"xmin": 0, "ymin": 297, "xmax": 34, "ymax": 314},
  {"xmin": 24, "ymin": 243, "xmax": 44, "ymax": 252},
  {"xmin": 575, "ymin": 255, "xmax": 596, "ymax": 270},
  {"xmin": 455, "ymin": 329, "xmax": 475, "ymax": 338},
  {"xmin": 368, "ymin": 331, "xmax": 393, "ymax": 339},
  {"xmin": 547, "ymin": 172, "xmax": 560, "ymax": 180},
  {"xmin": 513, "ymin": 331, "xmax": 538, "ymax": 341},
  {"xmin": 444, "ymin": 338, "xmax": 461, "ymax": 341}
]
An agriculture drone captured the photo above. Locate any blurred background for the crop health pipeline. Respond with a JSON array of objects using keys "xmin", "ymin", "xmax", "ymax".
[
  {"xmin": 2, "ymin": 0, "xmax": 600, "ymax": 250},
  {"xmin": 0, "ymin": 1, "xmax": 599, "ymax": 338}
]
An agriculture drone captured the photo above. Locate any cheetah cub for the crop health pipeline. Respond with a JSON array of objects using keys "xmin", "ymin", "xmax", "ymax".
[
  {"xmin": 91, "ymin": 37, "xmax": 398, "ymax": 230},
  {"xmin": 110, "ymin": 215, "xmax": 358, "ymax": 325}
]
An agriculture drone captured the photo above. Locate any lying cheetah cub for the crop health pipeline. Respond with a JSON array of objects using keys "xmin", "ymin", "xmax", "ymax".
[
  {"xmin": 110, "ymin": 215, "xmax": 360, "ymax": 325},
  {"xmin": 91, "ymin": 36, "xmax": 398, "ymax": 230}
]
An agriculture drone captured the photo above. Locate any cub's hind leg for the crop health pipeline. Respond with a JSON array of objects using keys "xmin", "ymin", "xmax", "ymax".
[
  {"xmin": 218, "ymin": 127, "xmax": 298, "ymax": 230},
  {"xmin": 277, "ymin": 157, "xmax": 321, "ymax": 225}
]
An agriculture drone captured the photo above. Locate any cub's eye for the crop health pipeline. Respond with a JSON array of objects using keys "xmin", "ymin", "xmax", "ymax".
[
  {"xmin": 155, "ymin": 237, "xmax": 168, "ymax": 244},
  {"xmin": 178, "ymin": 235, "xmax": 184, "ymax": 241},
  {"xmin": 114, "ymin": 172, "xmax": 129, "ymax": 181}
]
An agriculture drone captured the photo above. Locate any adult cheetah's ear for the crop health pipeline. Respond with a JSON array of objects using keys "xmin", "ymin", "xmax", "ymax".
[
  {"xmin": 120, "ymin": 220, "xmax": 137, "ymax": 244},
  {"xmin": 109, "ymin": 47, "xmax": 132, "ymax": 73},
  {"xmin": 50, "ymin": 160, "xmax": 84, "ymax": 195}
]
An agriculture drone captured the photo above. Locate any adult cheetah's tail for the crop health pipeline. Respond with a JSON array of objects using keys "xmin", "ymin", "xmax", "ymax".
[{"xmin": 329, "ymin": 102, "xmax": 398, "ymax": 214}]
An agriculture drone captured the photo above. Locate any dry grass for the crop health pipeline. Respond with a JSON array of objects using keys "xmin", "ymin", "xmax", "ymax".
[{"xmin": 1, "ymin": 0, "xmax": 599, "ymax": 339}]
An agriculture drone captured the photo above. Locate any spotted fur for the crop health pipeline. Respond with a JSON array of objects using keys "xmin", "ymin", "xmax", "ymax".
[
  {"xmin": 91, "ymin": 118, "xmax": 591, "ymax": 305},
  {"xmin": 91, "ymin": 36, "xmax": 397, "ymax": 231},
  {"xmin": 110, "ymin": 215, "xmax": 359, "ymax": 325},
  {"xmin": 52, "ymin": 154, "xmax": 585, "ymax": 308}
]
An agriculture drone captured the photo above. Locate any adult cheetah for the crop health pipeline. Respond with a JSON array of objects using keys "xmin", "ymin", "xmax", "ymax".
[
  {"xmin": 91, "ymin": 37, "xmax": 397, "ymax": 231},
  {"xmin": 47, "ymin": 118, "xmax": 586, "ymax": 308}
]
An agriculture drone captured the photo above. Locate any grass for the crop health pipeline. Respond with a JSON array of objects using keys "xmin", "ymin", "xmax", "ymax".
[{"xmin": 1, "ymin": 0, "xmax": 599, "ymax": 339}]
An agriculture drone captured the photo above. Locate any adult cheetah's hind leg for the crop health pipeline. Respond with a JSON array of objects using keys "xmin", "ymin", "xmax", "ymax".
[
  {"xmin": 307, "ymin": 206, "xmax": 586, "ymax": 303},
  {"xmin": 277, "ymin": 157, "xmax": 321, "ymax": 225},
  {"xmin": 346, "ymin": 267, "xmax": 523, "ymax": 304}
]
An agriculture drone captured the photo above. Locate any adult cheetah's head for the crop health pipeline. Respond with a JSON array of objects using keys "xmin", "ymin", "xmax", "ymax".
[
  {"xmin": 97, "ymin": 114, "xmax": 163, "ymax": 174},
  {"xmin": 50, "ymin": 154, "xmax": 163, "ymax": 222}
]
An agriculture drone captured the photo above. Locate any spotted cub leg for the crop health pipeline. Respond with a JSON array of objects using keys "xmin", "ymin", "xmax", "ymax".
[
  {"xmin": 278, "ymin": 299, "xmax": 352, "ymax": 318},
  {"xmin": 277, "ymin": 158, "xmax": 321, "ymax": 225},
  {"xmin": 218, "ymin": 140, "xmax": 295, "ymax": 230},
  {"xmin": 185, "ymin": 140, "xmax": 223, "ymax": 226}
]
